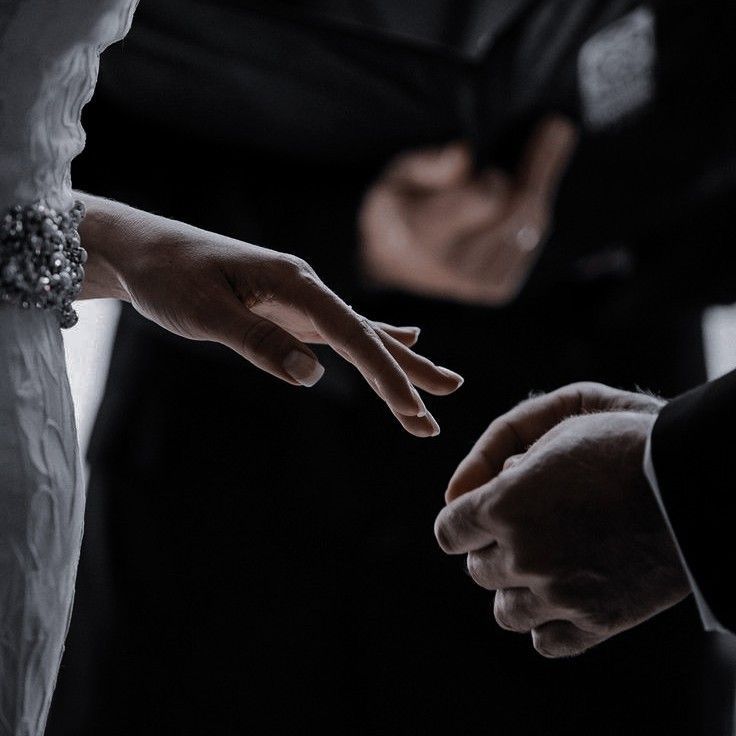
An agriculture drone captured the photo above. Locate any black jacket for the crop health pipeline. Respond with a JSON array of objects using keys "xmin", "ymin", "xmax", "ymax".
[{"xmin": 652, "ymin": 369, "xmax": 736, "ymax": 634}]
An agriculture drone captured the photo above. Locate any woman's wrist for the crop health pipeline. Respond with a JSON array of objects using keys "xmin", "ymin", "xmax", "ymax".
[
  {"xmin": 75, "ymin": 192, "xmax": 219, "ymax": 303},
  {"xmin": 75, "ymin": 192, "xmax": 190, "ymax": 303},
  {"xmin": 75, "ymin": 192, "xmax": 132, "ymax": 301}
]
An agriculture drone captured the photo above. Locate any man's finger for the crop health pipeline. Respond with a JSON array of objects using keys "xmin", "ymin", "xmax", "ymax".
[
  {"xmin": 419, "ymin": 177, "xmax": 510, "ymax": 260},
  {"xmin": 446, "ymin": 415, "xmax": 530, "ymax": 502},
  {"xmin": 531, "ymin": 620, "xmax": 603, "ymax": 659},
  {"xmin": 516, "ymin": 115, "xmax": 578, "ymax": 203},
  {"xmin": 435, "ymin": 481, "xmax": 503, "ymax": 554},
  {"xmin": 466, "ymin": 545, "xmax": 518, "ymax": 591},
  {"xmin": 448, "ymin": 118, "xmax": 576, "ymax": 303},
  {"xmin": 449, "ymin": 214, "xmax": 544, "ymax": 305},
  {"xmin": 445, "ymin": 384, "xmax": 603, "ymax": 502},
  {"xmin": 494, "ymin": 588, "xmax": 563, "ymax": 633},
  {"xmin": 387, "ymin": 142, "xmax": 473, "ymax": 189}
]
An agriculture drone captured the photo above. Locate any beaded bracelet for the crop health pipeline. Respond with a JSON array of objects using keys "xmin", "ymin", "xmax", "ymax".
[{"xmin": 0, "ymin": 200, "xmax": 87, "ymax": 328}]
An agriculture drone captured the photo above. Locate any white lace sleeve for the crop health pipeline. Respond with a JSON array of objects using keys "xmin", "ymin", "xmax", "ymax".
[{"xmin": 0, "ymin": 2, "xmax": 137, "ymax": 733}]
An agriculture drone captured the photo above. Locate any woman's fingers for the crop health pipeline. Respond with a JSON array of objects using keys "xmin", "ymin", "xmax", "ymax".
[
  {"xmin": 376, "ymin": 329, "xmax": 463, "ymax": 395},
  {"xmin": 389, "ymin": 406, "xmax": 440, "ymax": 437},
  {"xmin": 207, "ymin": 292, "xmax": 447, "ymax": 440},
  {"xmin": 217, "ymin": 250, "xmax": 463, "ymax": 436},
  {"xmin": 296, "ymin": 278, "xmax": 449, "ymax": 435},
  {"xmin": 208, "ymin": 291, "xmax": 325, "ymax": 387},
  {"xmin": 372, "ymin": 322, "xmax": 421, "ymax": 347}
]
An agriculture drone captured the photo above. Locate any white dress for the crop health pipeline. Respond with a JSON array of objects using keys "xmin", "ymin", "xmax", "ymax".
[{"xmin": 0, "ymin": 2, "xmax": 138, "ymax": 733}]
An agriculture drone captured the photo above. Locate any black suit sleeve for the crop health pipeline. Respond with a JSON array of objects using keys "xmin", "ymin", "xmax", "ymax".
[{"xmin": 651, "ymin": 368, "xmax": 736, "ymax": 633}]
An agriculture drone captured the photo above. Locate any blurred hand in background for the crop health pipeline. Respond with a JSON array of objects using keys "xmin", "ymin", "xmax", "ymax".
[{"xmin": 360, "ymin": 116, "xmax": 577, "ymax": 305}]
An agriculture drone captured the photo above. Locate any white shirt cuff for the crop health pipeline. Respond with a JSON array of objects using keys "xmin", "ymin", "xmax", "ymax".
[{"xmin": 643, "ymin": 427, "xmax": 726, "ymax": 634}]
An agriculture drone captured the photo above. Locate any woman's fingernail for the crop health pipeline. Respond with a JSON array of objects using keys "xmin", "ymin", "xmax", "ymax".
[
  {"xmin": 410, "ymin": 386, "xmax": 427, "ymax": 417},
  {"xmin": 427, "ymin": 414, "xmax": 441, "ymax": 437},
  {"xmin": 438, "ymin": 367, "xmax": 465, "ymax": 386},
  {"xmin": 283, "ymin": 351, "xmax": 325, "ymax": 387}
]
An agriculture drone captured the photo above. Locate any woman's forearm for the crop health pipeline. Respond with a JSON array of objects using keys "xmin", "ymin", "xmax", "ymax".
[{"xmin": 75, "ymin": 191, "xmax": 219, "ymax": 302}]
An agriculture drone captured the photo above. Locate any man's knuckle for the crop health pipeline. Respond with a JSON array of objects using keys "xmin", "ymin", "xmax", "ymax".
[
  {"xmin": 544, "ymin": 637, "xmax": 590, "ymax": 659},
  {"xmin": 466, "ymin": 552, "xmax": 495, "ymax": 589},
  {"xmin": 494, "ymin": 604, "xmax": 518, "ymax": 632},
  {"xmin": 532, "ymin": 629, "xmax": 581, "ymax": 659},
  {"xmin": 466, "ymin": 553, "xmax": 483, "ymax": 584},
  {"xmin": 533, "ymin": 635, "xmax": 562, "ymax": 659},
  {"xmin": 434, "ymin": 511, "xmax": 459, "ymax": 553},
  {"xmin": 494, "ymin": 591, "xmax": 529, "ymax": 632}
]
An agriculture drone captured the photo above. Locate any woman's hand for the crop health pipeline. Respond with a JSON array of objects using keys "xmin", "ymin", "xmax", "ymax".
[{"xmin": 76, "ymin": 193, "xmax": 463, "ymax": 437}]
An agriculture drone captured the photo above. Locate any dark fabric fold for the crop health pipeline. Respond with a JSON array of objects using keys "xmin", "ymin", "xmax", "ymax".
[{"xmin": 652, "ymin": 369, "xmax": 736, "ymax": 634}]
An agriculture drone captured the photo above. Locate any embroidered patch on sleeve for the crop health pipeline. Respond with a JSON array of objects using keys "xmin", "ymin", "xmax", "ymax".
[{"xmin": 578, "ymin": 6, "xmax": 656, "ymax": 130}]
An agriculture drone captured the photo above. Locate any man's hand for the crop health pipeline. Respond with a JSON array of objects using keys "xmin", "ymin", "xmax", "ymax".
[
  {"xmin": 435, "ymin": 384, "xmax": 691, "ymax": 657},
  {"xmin": 359, "ymin": 116, "xmax": 577, "ymax": 305},
  {"xmin": 445, "ymin": 382, "xmax": 664, "ymax": 502}
]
